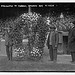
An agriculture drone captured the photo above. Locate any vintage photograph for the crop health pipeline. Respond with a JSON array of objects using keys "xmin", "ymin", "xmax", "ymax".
[{"xmin": 0, "ymin": 3, "xmax": 75, "ymax": 71}]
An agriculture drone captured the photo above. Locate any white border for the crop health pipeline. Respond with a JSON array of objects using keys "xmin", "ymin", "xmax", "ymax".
[
  {"xmin": 0, "ymin": 1, "xmax": 75, "ymax": 75},
  {"xmin": 0, "ymin": 73, "xmax": 75, "ymax": 75},
  {"xmin": 0, "ymin": 0, "xmax": 75, "ymax": 2}
]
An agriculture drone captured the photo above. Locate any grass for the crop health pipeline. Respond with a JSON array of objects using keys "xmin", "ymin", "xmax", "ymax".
[{"xmin": 0, "ymin": 40, "xmax": 74, "ymax": 71}]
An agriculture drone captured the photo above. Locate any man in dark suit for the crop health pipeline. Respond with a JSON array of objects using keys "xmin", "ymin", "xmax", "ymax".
[
  {"xmin": 5, "ymin": 30, "xmax": 13, "ymax": 60},
  {"xmin": 46, "ymin": 26, "xmax": 59, "ymax": 62},
  {"xmin": 68, "ymin": 22, "xmax": 75, "ymax": 62}
]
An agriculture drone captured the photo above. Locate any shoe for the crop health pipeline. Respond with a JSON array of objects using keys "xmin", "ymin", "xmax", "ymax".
[
  {"xmin": 71, "ymin": 61, "xmax": 75, "ymax": 63},
  {"xmin": 71, "ymin": 60, "xmax": 74, "ymax": 62}
]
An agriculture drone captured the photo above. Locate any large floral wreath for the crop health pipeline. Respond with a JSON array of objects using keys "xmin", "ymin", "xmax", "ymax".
[
  {"xmin": 16, "ymin": 12, "xmax": 49, "ymax": 60},
  {"xmin": 4, "ymin": 12, "xmax": 49, "ymax": 60}
]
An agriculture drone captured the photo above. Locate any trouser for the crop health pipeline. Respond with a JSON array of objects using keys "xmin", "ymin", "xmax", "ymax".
[
  {"xmin": 6, "ymin": 45, "xmax": 10, "ymax": 60},
  {"xmin": 71, "ymin": 52, "xmax": 75, "ymax": 62},
  {"xmin": 9, "ymin": 46, "xmax": 12, "ymax": 60},
  {"xmin": 6, "ymin": 45, "xmax": 12, "ymax": 60},
  {"xmin": 49, "ymin": 45, "xmax": 57, "ymax": 61}
]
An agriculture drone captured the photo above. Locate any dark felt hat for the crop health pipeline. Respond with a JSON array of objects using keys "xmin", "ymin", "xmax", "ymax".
[{"xmin": 50, "ymin": 26, "xmax": 56, "ymax": 29}]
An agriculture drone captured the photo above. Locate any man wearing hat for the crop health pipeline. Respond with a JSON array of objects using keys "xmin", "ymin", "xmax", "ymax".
[
  {"xmin": 46, "ymin": 26, "xmax": 59, "ymax": 62},
  {"xmin": 5, "ymin": 30, "xmax": 13, "ymax": 60},
  {"xmin": 68, "ymin": 21, "xmax": 75, "ymax": 62}
]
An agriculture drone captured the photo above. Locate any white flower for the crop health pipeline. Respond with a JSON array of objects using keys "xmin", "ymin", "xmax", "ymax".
[
  {"xmin": 31, "ymin": 51, "xmax": 33, "ymax": 53},
  {"xmin": 16, "ymin": 49, "xmax": 19, "ymax": 51},
  {"xmin": 39, "ymin": 54, "xmax": 41, "ymax": 56},
  {"xmin": 22, "ymin": 51, "xmax": 24, "ymax": 53},
  {"xmin": 33, "ymin": 52, "xmax": 35, "ymax": 54}
]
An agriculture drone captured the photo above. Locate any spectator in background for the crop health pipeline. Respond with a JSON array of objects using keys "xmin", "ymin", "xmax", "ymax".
[
  {"xmin": 68, "ymin": 21, "xmax": 75, "ymax": 62},
  {"xmin": 46, "ymin": 26, "xmax": 59, "ymax": 62}
]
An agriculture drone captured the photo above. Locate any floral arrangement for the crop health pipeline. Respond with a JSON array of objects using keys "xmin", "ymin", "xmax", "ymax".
[
  {"xmin": 20, "ymin": 12, "xmax": 41, "ymax": 22},
  {"xmin": 30, "ymin": 47, "xmax": 43, "ymax": 60},
  {"xmin": 20, "ymin": 12, "xmax": 41, "ymax": 34},
  {"xmin": 36, "ymin": 17, "xmax": 49, "ymax": 48},
  {"xmin": 19, "ymin": 13, "xmax": 48, "ymax": 59},
  {"xmin": 14, "ymin": 47, "xmax": 25, "ymax": 57},
  {"xmin": 12, "ymin": 12, "xmax": 46, "ymax": 59},
  {"xmin": 14, "ymin": 44, "xmax": 28, "ymax": 58},
  {"xmin": 27, "ymin": 17, "xmax": 49, "ymax": 59}
]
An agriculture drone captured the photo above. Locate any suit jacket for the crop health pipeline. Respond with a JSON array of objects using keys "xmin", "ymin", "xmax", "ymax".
[
  {"xmin": 5, "ymin": 31, "xmax": 12, "ymax": 46},
  {"xmin": 68, "ymin": 27, "xmax": 75, "ymax": 52},
  {"xmin": 47, "ymin": 31, "xmax": 59, "ymax": 49}
]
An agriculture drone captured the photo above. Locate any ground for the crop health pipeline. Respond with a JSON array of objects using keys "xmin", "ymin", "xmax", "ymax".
[
  {"xmin": 0, "ymin": 54, "xmax": 74, "ymax": 71},
  {"xmin": 0, "ymin": 45, "xmax": 75, "ymax": 72},
  {"xmin": 0, "ymin": 40, "xmax": 75, "ymax": 72}
]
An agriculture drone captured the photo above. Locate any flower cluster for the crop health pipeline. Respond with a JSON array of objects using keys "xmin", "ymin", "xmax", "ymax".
[
  {"xmin": 14, "ymin": 47, "xmax": 26, "ymax": 57},
  {"xmin": 18, "ymin": 12, "xmax": 41, "ymax": 35},
  {"xmin": 30, "ymin": 47, "xmax": 43, "ymax": 58},
  {"xmin": 20, "ymin": 12, "xmax": 41, "ymax": 22}
]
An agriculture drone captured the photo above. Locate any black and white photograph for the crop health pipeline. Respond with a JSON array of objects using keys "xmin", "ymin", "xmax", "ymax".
[{"xmin": 0, "ymin": 2, "xmax": 75, "ymax": 72}]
